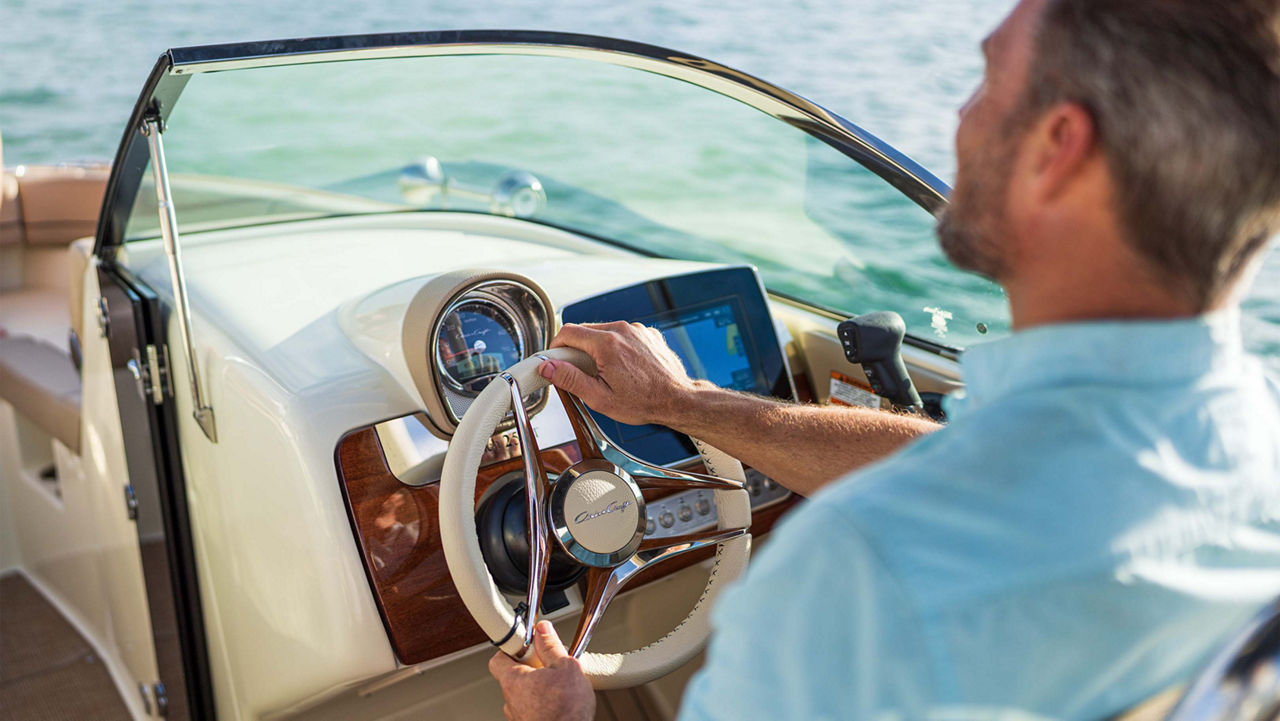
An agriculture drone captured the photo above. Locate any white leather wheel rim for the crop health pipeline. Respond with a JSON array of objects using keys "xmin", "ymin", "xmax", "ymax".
[{"xmin": 439, "ymin": 348, "xmax": 752, "ymax": 689}]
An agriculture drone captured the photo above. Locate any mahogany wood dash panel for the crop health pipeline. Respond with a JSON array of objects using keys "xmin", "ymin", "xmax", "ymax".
[
  {"xmin": 336, "ymin": 427, "xmax": 800, "ymax": 665},
  {"xmin": 337, "ymin": 429, "xmax": 582, "ymax": 664}
]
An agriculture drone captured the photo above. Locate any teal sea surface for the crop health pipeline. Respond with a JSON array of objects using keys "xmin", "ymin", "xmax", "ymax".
[{"xmin": 1, "ymin": 0, "xmax": 1277, "ymax": 367}]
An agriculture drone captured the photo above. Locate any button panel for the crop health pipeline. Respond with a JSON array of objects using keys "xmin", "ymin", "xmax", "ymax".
[{"xmin": 643, "ymin": 468, "xmax": 791, "ymax": 541}]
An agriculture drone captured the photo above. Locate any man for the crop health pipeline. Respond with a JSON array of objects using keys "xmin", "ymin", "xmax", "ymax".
[{"xmin": 490, "ymin": 0, "xmax": 1280, "ymax": 718}]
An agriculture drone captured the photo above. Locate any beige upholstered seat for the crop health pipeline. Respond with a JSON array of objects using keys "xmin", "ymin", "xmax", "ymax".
[
  {"xmin": 0, "ymin": 157, "xmax": 105, "ymax": 350},
  {"xmin": 0, "ymin": 336, "xmax": 81, "ymax": 452},
  {"xmin": 0, "ymin": 129, "xmax": 105, "ymax": 455},
  {"xmin": 14, "ymin": 165, "xmax": 107, "ymax": 247},
  {"xmin": 0, "ymin": 287, "xmax": 69, "ymax": 349}
]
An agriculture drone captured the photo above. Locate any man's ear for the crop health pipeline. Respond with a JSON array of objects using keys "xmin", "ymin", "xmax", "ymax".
[{"xmin": 1028, "ymin": 101, "xmax": 1098, "ymax": 202}]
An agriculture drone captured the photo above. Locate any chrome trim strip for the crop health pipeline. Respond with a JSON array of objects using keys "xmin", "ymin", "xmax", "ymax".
[{"xmin": 141, "ymin": 117, "xmax": 217, "ymax": 442}]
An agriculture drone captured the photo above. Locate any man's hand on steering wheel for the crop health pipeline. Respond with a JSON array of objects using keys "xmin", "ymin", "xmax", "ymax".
[
  {"xmin": 539, "ymin": 321, "xmax": 700, "ymax": 425},
  {"xmin": 467, "ymin": 331, "xmax": 752, "ymax": 717},
  {"xmin": 489, "ymin": 621, "xmax": 594, "ymax": 721}
]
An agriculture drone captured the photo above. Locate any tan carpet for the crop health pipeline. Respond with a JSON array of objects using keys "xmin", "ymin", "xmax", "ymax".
[{"xmin": 0, "ymin": 572, "xmax": 131, "ymax": 720}]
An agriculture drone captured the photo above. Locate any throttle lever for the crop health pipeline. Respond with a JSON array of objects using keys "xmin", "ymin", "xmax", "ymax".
[{"xmin": 837, "ymin": 311, "xmax": 923, "ymax": 412}]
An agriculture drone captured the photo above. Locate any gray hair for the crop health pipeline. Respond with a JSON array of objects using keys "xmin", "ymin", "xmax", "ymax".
[{"xmin": 1024, "ymin": 0, "xmax": 1280, "ymax": 309}]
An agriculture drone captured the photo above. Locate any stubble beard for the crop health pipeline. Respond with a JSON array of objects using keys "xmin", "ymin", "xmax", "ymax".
[{"xmin": 935, "ymin": 134, "xmax": 1019, "ymax": 283}]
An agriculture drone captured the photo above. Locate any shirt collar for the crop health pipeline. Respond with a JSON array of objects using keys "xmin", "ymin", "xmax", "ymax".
[{"xmin": 945, "ymin": 309, "xmax": 1246, "ymax": 417}]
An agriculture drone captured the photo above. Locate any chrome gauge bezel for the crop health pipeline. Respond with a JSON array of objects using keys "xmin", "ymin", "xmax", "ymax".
[{"xmin": 430, "ymin": 280, "xmax": 550, "ymax": 403}]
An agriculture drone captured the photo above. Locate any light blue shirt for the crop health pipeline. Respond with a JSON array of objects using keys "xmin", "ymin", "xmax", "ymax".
[{"xmin": 679, "ymin": 310, "xmax": 1280, "ymax": 720}]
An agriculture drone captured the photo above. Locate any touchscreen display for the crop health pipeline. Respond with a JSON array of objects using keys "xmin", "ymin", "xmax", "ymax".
[
  {"xmin": 561, "ymin": 267, "xmax": 790, "ymax": 466},
  {"xmin": 612, "ymin": 298, "xmax": 766, "ymax": 446},
  {"xmin": 652, "ymin": 301, "xmax": 757, "ymax": 393}
]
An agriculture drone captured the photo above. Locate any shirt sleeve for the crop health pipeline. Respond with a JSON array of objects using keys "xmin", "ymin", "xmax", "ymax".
[{"xmin": 676, "ymin": 501, "xmax": 934, "ymax": 721}]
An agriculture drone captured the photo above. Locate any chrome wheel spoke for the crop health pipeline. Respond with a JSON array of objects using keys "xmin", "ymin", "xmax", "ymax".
[
  {"xmin": 569, "ymin": 566, "xmax": 628, "ymax": 657},
  {"xmin": 589, "ymin": 429, "xmax": 745, "ymax": 493},
  {"xmin": 503, "ymin": 372, "xmax": 552, "ymax": 650},
  {"xmin": 540, "ymin": 377, "xmax": 751, "ymax": 658},
  {"xmin": 568, "ymin": 525, "xmax": 748, "ymax": 657},
  {"xmin": 544, "ymin": 366, "xmax": 743, "ymax": 496},
  {"xmin": 636, "ymin": 526, "xmax": 749, "ymax": 557},
  {"xmin": 633, "ymin": 471, "xmax": 744, "ymax": 492},
  {"xmin": 555, "ymin": 387, "xmax": 608, "ymax": 462}
]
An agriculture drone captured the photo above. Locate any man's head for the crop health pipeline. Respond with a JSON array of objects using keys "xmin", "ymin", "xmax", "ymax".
[{"xmin": 938, "ymin": 0, "xmax": 1280, "ymax": 315}]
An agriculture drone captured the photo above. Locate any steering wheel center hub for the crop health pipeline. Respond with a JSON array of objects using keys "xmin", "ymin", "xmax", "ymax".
[{"xmin": 551, "ymin": 460, "xmax": 646, "ymax": 567}]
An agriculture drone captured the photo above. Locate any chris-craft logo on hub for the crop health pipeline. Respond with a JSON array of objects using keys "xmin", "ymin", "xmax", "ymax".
[{"xmin": 574, "ymin": 500, "xmax": 633, "ymax": 524}]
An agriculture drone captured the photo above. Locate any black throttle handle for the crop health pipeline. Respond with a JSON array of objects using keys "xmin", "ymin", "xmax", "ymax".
[{"xmin": 837, "ymin": 311, "xmax": 923, "ymax": 412}]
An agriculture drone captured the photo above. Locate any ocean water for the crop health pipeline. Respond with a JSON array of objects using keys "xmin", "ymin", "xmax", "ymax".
[{"xmin": 1, "ymin": 0, "xmax": 1277, "ymax": 366}]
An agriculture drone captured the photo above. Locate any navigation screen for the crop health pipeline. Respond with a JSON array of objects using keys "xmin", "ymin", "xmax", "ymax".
[
  {"xmin": 561, "ymin": 267, "xmax": 791, "ymax": 466},
  {"xmin": 606, "ymin": 298, "xmax": 764, "ymax": 447},
  {"xmin": 649, "ymin": 302, "xmax": 757, "ymax": 393}
]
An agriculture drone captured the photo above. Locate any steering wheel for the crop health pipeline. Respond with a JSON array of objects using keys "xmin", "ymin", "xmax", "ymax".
[{"xmin": 439, "ymin": 348, "xmax": 752, "ymax": 689}]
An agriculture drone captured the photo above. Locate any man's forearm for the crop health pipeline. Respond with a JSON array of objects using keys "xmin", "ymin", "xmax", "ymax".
[
  {"xmin": 539, "ymin": 323, "xmax": 938, "ymax": 495},
  {"xmin": 667, "ymin": 383, "xmax": 939, "ymax": 496}
]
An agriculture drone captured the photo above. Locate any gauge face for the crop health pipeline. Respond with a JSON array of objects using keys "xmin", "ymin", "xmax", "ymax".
[{"xmin": 435, "ymin": 299, "xmax": 525, "ymax": 395}]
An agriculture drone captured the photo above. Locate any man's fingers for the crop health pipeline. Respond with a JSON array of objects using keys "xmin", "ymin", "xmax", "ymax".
[
  {"xmin": 533, "ymin": 620, "xmax": 573, "ymax": 667},
  {"xmin": 489, "ymin": 650, "xmax": 515, "ymax": 680},
  {"xmin": 549, "ymin": 323, "xmax": 614, "ymax": 353},
  {"xmin": 489, "ymin": 650, "xmax": 531, "ymax": 683},
  {"xmin": 491, "ymin": 625, "xmax": 595, "ymax": 721},
  {"xmin": 540, "ymin": 360, "xmax": 609, "ymax": 407}
]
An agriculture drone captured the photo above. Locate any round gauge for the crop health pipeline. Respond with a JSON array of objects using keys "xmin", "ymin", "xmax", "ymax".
[{"xmin": 435, "ymin": 298, "xmax": 525, "ymax": 395}]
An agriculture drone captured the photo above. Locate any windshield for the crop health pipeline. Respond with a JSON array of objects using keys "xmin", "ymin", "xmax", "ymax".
[{"xmin": 125, "ymin": 52, "xmax": 1008, "ymax": 348}]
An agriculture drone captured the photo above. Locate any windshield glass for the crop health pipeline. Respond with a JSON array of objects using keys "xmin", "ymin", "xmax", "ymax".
[{"xmin": 125, "ymin": 52, "xmax": 1008, "ymax": 347}]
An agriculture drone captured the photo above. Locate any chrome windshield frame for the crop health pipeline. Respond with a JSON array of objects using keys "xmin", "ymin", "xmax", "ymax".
[{"xmin": 92, "ymin": 29, "xmax": 950, "ymax": 255}]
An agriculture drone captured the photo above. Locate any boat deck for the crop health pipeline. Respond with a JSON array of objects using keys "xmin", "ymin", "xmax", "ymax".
[{"xmin": 0, "ymin": 572, "xmax": 130, "ymax": 720}]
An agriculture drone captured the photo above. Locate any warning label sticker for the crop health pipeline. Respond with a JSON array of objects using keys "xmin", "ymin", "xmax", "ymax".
[{"xmin": 829, "ymin": 371, "xmax": 882, "ymax": 410}]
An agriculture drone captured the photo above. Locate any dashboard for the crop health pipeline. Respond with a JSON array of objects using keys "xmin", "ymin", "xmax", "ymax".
[
  {"xmin": 120, "ymin": 213, "xmax": 950, "ymax": 717},
  {"xmin": 336, "ymin": 263, "xmax": 798, "ymax": 666}
]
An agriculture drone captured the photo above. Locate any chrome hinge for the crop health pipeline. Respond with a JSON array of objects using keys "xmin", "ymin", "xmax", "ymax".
[
  {"xmin": 154, "ymin": 681, "xmax": 168, "ymax": 717},
  {"xmin": 138, "ymin": 680, "xmax": 168, "ymax": 718},
  {"xmin": 96, "ymin": 296, "xmax": 110, "ymax": 338},
  {"xmin": 124, "ymin": 484, "xmax": 138, "ymax": 521},
  {"xmin": 138, "ymin": 682, "xmax": 152, "ymax": 715},
  {"xmin": 126, "ymin": 344, "xmax": 171, "ymax": 406}
]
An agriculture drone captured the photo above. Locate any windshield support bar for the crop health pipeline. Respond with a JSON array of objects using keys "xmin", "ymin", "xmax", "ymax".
[{"xmin": 141, "ymin": 115, "xmax": 218, "ymax": 443}]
